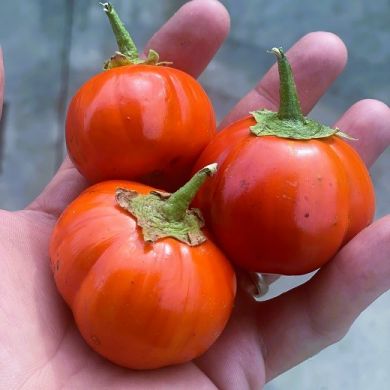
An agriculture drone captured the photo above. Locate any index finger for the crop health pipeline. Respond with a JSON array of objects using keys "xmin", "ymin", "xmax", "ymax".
[{"xmin": 145, "ymin": 0, "xmax": 230, "ymax": 78}]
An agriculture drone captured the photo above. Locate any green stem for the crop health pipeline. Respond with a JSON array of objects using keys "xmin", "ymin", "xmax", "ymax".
[
  {"xmin": 271, "ymin": 48, "xmax": 304, "ymax": 122},
  {"xmin": 250, "ymin": 47, "xmax": 353, "ymax": 140},
  {"xmin": 162, "ymin": 164, "xmax": 218, "ymax": 221},
  {"xmin": 101, "ymin": 2, "xmax": 138, "ymax": 61}
]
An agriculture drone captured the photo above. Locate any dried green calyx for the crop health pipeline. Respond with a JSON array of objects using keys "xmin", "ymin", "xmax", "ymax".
[
  {"xmin": 101, "ymin": 2, "xmax": 171, "ymax": 69},
  {"xmin": 116, "ymin": 164, "xmax": 218, "ymax": 246},
  {"xmin": 250, "ymin": 48, "xmax": 353, "ymax": 140}
]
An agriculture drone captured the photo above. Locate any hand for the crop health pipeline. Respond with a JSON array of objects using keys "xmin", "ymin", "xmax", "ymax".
[{"xmin": 1, "ymin": 1, "xmax": 389, "ymax": 388}]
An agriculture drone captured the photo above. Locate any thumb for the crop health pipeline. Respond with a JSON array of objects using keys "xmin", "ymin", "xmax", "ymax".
[{"xmin": 27, "ymin": 156, "xmax": 87, "ymax": 218}]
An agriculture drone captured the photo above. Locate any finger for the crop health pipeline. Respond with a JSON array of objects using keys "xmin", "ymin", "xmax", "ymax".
[
  {"xmin": 334, "ymin": 99, "xmax": 390, "ymax": 167},
  {"xmin": 257, "ymin": 216, "xmax": 390, "ymax": 381},
  {"xmin": 0, "ymin": 47, "xmax": 4, "ymax": 119},
  {"xmin": 145, "ymin": 0, "xmax": 230, "ymax": 78},
  {"xmin": 26, "ymin": 156, "xmax": 87, "ymax": 218},
  {"xmin": 220, "ymin": 31, "xmax": 347, "ymax": 128}
]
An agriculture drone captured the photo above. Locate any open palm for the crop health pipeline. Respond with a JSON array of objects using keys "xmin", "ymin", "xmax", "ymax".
[{"xmin": 1, "ymin": 1, "xmax": 390, "ymax": 389}]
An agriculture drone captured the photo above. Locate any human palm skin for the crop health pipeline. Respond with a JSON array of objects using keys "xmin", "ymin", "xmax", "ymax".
[{"xmin": 1, "ymin": 1, "xmax": 390, "ymax": 389}]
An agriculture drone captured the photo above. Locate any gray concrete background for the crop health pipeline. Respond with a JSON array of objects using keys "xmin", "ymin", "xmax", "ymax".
[{"xmin": 0, "ymin": 0, "xmax": 389, "ymax": 389}]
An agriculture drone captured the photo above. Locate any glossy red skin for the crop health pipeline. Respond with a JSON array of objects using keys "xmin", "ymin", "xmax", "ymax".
[
  {"xmin": 194, "ymin": 116, "xmax": 375, "ymax": 275},
  {"xmin": 50, "ymin": 181, "xmax": 236, "ymax": 370},
  {"xmin": 66, "ymin": 65, "xmax": 216, "ymax": 191}
]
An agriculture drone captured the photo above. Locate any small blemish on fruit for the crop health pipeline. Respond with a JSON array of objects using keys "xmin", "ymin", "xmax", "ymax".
[
  {"xmin": 91, "ymin": 335, "xmax": 101, "ymax": 345},
  {"xmin": 169, "ymin": 156, "xmax": 180, "ymax": 166},
  {"xmin": 304, "ymin": 213, "xmax": 310, "ymax": 218},
  {"xmin": 239, "ymin": 179, "xmax": 249, "ymax": 191}
]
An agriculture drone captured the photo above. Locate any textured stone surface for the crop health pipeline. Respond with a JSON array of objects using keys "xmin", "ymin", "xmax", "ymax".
[
  {"xmin": 0, "ymin": 0, "xmax": 69, "ymax": 209},
  {"xmin": 0, "ymin": 1, "xmax": 389, "ymax": 388}
]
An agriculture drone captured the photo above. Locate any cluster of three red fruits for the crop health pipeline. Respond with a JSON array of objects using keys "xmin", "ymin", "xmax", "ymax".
[{"xmin": 50, "ymin": 3, "xmax": 374, "ymax": 370}]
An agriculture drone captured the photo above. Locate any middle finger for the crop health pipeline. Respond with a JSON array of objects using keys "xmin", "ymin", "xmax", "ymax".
[{"xmin": 220, "ymin": 31, "xmax": 348, "ymax": 128}]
